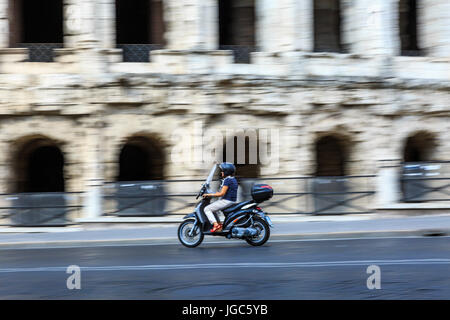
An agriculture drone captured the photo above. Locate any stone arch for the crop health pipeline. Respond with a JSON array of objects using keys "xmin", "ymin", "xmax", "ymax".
[
  {"xmin": 214, "ymin": 129, "xmax": 263, "ymax": 202},
  {"xmin": 116, "ymin": 134, "xmax": 166, "ymax": 181},
  {"xmin": 403, "ymin": 130, "xmax": 437, "ymax": 162},
  {"xmin": 400, "ymin": 131, "xmax": 438, "ymax": 202},
  {"xmin": 11, "ymin": 135, "xmax": 65, "ymax": 193},
  {"xmin": 314, "ymin": 133, "xmax": 351, "ymax": 176},
  {"xmin": 220, "ymin": 131, "xmax": 261, "ymax": 179}
]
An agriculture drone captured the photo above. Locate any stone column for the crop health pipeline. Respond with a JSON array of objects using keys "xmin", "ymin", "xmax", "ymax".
[
  {"xmin": 341, "ymin": 0, "xmax": 398, "ymax": 55},
  {"xmin": 293, "ymin": 0, "xmax": 314, "ymax": 52},
  {"xmin": 81, "ymin": 118, "xmax": 105, "ymax": 219},
  {"xmin": 165, "ymin": 0, "xmax": 218, "ymax": 50},
  {"xmin": 0, "ymin": 0, "xmax": 8, "ymax": 48},
  {"xmin": 376, "ymin": 159, "xmax": 402, "ymax": 207},
  {"xmin": 64, "ymin": 0, "xmax": 95, "ymax": 48},
  {"xmin": 255, "ymin": 0, "xmax": 280, "ymax": 52},
  {"xmin": 64, "ymin": 0, "xmax": 116, "ymax": 49},
  {"xmin": 279, "ymin": 0, "xmax": 314, "ymax": 52},
  {"xmin": 0, "ymin": 0, "xmax": 28, "ymax": 66},
  {"xmin": 256, "ymin": 0, "xmax": 313, "ymax": 53},
  {"xmin": 64, "ymin": 0, "xmax": 80, "ymax": 48},
  {"xmin": 419, "ymin": 0, "xmax": 450, "ymax": 57},
  {"xmin": 96, "ymin": 0, "xmax": 115, "ymax": 49},
  {"xmin": 62, "ymin": 0, "xmax": 111, "ymax": 74},
  {"xmin": 70, "ymin": 0, "xmax": 98, "ymax": 47}
]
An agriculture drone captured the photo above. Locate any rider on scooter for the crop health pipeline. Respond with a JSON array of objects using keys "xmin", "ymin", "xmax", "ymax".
[{"xmin": 202, "ymin": 162, "xmax": 238, "ymax": 232}]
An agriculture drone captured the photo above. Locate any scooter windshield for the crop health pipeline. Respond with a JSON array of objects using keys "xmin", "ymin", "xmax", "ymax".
[{"xmin": 205, "ymin": 163, "xmax": 219, "ymax": 186}]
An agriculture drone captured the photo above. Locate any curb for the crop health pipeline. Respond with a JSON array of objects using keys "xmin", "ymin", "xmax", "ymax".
[
  {"xmin": 2, "ymin": 213, "xmax": 450, "ymax": 233},
  {"xmin": 0, "ymin": 229, "xmax": 448, "ymax": 250}
]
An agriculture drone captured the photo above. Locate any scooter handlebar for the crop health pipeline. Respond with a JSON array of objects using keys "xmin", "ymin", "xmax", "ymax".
[
  {"xmin": 196, "ymin": 183, "xmax": 213, "ymax": 199},
  {"xmin": 196, "ymin": 184, "xmax": 206, "ymax": 199}
]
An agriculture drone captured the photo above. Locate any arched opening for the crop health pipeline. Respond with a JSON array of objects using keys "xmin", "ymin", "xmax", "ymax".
[
  {"xmin": 222, "ymin": 135, "xmax": 260, "ymax": 179},
  {"xmin": 315, "ymin": 135, "xmax": 348, "ymax": 177},
  {"xmin": 399, "ymin": 0, "xmax": 421, "ymax": 56},
  {"xmin": 115, "ymin": 136, "xmax": 166, "ymax": 216},
  {"xmin": 9, "ymin": 0, "xmax": 64, "ymax": 61},
  {"xmin": 117, "ymin": 136, "xmax": 165, "ymax": 181},
  {"xmin": 218, "ymin": 0, "xmax": 255, "ymax": 63},
  {"xmin": 312, "ymin": 134, "xmax": 350, "ymax": 214},
  {"xmin": 26, "ymin": 145, "xmax": 65, "ymax": 192},
  {"xmin": 403, "ymin": 131, "xmax": 435, "ymax": 162},
  {"xmin": 220, "ymin": 133, "xmax": 260, "ymax": 201},
  {"xmin": 115, "ymin": 0, "xmax": 165, "ymax": 62},
  {"xmin": 14, "ymin": 138, "xmax": 65, "ymax": 193},
  {"xmin": 313, "ymin": 0, "xmax": 343, "ymax": 53},
  {"xmin": 401, "ymin": 131, "xmax": 437, "ymax": 202},
  {"xmin": 10, "ymin": 137, "xmax": 67, "ymax": 226}
]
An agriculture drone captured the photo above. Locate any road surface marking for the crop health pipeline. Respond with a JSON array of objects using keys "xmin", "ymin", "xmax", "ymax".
[
  {"xmin": 1, "ymin": 235, "xmax": 448, "ymax": 250},
  {"xmin": 1, "ymin": 258, "xmax": 450, "ymax": 273}
]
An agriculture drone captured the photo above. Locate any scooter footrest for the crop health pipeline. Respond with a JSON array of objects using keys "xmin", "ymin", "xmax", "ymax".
[{"xmin": 203, "ymin": 231, "xmax": 227, "ymax": 236}]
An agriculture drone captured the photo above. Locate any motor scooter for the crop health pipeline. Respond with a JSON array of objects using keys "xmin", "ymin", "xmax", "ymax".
[{"xmin": 177, "ymin": 164, "xmax": 274, "ymax": 247}]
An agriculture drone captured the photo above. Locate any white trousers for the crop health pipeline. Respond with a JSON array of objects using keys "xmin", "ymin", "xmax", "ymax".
[{"xmin": 204, "ymin": 199, "xmax": 234, "ymax": 224}]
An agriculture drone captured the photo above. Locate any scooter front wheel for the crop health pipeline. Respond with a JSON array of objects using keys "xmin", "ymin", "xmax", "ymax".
[{"xmin": 178, "ymin": 219, "xmax": 204, "ymax": 248}]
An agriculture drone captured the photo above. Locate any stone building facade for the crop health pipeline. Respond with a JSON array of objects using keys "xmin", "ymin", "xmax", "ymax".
[{"xmin": 0, "ymin": 0, "xmax": 449, "ymax": 221}]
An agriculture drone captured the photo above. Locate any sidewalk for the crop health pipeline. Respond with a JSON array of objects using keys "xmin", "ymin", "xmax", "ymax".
[{"xmin": 0, "ymin": 213, "xmax": 449, "ymax": 249}]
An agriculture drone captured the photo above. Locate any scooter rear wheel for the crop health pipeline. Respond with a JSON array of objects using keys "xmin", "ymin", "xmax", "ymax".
[
  {"xmin": 245, "ymin": 217, "xmax": 270, "ymax": 246},
  {"xmin": 178, "ymin": 219, "xmax": 204, "ymax": 248}
]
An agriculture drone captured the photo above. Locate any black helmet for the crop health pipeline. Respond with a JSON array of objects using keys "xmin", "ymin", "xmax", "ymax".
[{"xmin": 219, "ymin": 162, "xmax": 236, "ymax": 176}]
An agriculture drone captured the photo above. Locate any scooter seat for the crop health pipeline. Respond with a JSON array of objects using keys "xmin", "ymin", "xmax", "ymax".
[{"xmin": 222, "ymin": 200, "xmax": 254, "ymax": 215}]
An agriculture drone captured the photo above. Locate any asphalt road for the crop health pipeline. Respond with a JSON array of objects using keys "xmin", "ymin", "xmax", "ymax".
[{"xmin": 0, "ymin": 236, "xmax": 449, "ymax": 299}]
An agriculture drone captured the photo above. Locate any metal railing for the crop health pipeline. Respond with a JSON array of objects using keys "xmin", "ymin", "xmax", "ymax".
[
  {"xmin": 116, "ymin": 44, "xmax": 164, "ymax": 62},
  {"xmin": 6, "ymin": 165, "xmax": 450, "ymax": 226},
  {"xmin": 244, "ymin": 176, "xmax": 375, "ymax": 215},
  {"xmin": 102, "ymin": 175, "xmax": 375, "ymax": 216},
  {"xmin": 401, "ymin": 49, "xmax": 423, "ymax": 57},
  {"xmin": 102, "ymin": 179, "xmax": 221, "ymax": 216},
  {"xmin": 0, "ymin": 191, "xmax": 83, "ymax": 226},
  {"xmin": 14, "ymin": 43, "xmax": 254, "ymax": 63},
  {"xmin": 401, "ymin": 161, "xmax": 450, "ymax": 202},
  {"xmin": 219, "ymin": 45, "xmax": 256, "ymax": 64},
  {"xmin": 17, "ymin": 43, "xmax": 63, "ymax": 62}
]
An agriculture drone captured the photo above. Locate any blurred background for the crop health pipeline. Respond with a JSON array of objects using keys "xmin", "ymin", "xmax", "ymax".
[
  {"xmin": 0, "ymin": 0, "xmax": 449, "ymax": 225},
  {"xmin": 0, "ymin": 0, "xmax": 449, "ymax": 300}
]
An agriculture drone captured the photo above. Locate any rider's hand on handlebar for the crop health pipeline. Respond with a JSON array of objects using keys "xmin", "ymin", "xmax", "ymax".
[{"xmin": 202, "ymin": 193, "xmax": 211, "ymax": 198}]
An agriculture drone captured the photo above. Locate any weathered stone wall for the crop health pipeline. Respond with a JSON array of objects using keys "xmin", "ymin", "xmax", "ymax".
[
  {"xmin": 0, "ymin": 69, "xmax": 447, "ymax": 177},
  {"xmin": 0, "ymin": 0, "xmax": 448, "ymax": 219}
]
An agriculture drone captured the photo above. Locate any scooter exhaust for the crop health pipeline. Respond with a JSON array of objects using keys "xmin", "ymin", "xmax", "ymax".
[{"xmin": 231, "ymin": 227, "xmax": 259, "ymax": 238}]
